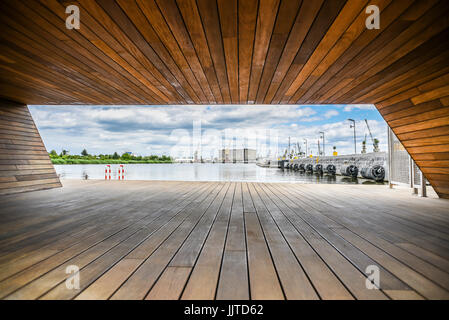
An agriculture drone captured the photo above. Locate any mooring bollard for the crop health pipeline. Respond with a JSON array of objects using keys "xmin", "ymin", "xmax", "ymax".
[{"xmin": 105, "ymin": 165, "xmax": 111, "ymax": 180}]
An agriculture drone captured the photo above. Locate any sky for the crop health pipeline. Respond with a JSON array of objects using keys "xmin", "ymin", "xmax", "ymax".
[{"xmin": 29, "ymin": 104, "xmax": 387, "ymax": 159}]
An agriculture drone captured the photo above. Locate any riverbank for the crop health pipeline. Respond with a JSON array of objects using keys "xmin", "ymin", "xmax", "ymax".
[{"xmin": 51, "ymin": 159, "xmax": 172, "ymax": 165}]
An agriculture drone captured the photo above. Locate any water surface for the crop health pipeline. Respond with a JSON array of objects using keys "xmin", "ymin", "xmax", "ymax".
[{"xmin": 55, "ymin": 163, "xmax": 382, "ymax": 184}]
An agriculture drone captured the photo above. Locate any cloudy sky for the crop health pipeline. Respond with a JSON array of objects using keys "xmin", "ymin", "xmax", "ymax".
[{"xmin": 29, "ymin": 104, "xmax": 387, "ymax": 159}]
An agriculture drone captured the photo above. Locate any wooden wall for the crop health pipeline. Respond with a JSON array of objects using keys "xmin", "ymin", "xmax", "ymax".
[
  {"xmin": 376, "ymin": 78, "xmax": 449, "ymax": 198},
  {"xmin": 0, "ymin": 100, "xmax": 61, "ymax": 195}
]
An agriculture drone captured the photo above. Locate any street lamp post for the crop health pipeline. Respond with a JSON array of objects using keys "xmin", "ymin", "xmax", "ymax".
[
  {"xmin": 319, "ymin": 131, "xmax": 325, "ymax": 156},
  {"xmin": 347, "ymin": 119, "xmax": 356, "ymax": 154},
  {"xmin": 303, "ymin": 138, "xmax": 308, "ymax": 157}
]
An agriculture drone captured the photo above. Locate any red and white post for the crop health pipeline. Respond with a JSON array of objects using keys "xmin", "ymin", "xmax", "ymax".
[
  {"xmin": 105, "ymin": 165, "xmax": 111, "ymax": 180},
  {"xmin": 118, "ymin": 165, "xmax": 124, "ymax": 180}
]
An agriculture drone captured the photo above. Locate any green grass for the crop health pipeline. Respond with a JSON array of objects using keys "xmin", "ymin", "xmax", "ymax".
[{"xmin": 51, "ymin": 158, "xmax": 172, "ymax": 165}]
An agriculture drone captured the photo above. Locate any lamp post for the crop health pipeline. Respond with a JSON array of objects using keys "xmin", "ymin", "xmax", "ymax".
[
  {"xmin": 303, "ymin": 138, "xmax": 308, "ymax": 158},
  {"xmin": 319, "ymin": 131, "xmax": 325, "ymax": 156},
  {"xmin": 347, "ymin": 119, "xmax": 356, "ymax": 154}
]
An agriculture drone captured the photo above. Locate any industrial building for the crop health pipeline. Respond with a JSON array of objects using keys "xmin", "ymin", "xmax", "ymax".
[{"xmin": 219, "ymin": 148, "xmax": 257, "ymax": 163}]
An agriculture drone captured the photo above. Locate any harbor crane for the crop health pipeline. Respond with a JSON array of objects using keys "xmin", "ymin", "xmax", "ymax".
[
  {"xmin": 364, "ymin": 119, "xmax": 379, "ymax": 152},
  {"xmin": 296, "ymin": 142, "xmax": 302, "ymax": 157}
]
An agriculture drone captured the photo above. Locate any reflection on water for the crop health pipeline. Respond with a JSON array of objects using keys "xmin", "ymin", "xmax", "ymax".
[{"xmin": 55, "ymin": 163, "xmax": 385, "ymax": 184}]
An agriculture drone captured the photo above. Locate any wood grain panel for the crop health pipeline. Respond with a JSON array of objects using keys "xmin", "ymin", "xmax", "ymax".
[{"xmin": 0, "ymin": 100, "xmax": 60, "ymax": 195}]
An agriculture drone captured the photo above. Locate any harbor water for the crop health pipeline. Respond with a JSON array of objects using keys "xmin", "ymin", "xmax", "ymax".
[{"xmin": 55, "ymin": 163, "xmax": 385, "ymax": 184}]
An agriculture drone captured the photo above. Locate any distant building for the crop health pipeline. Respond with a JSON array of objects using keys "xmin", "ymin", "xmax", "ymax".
[
  {"xmin": 174, "ymin": 158, "xmax": 194, "ymax": 163},
  {"xmin": 219, "ymin": 148, "xmax": 256, "ymax": 163}
]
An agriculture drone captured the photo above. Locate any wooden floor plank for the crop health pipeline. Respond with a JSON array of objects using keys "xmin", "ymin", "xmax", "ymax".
[
  {"xmin": 244, "ymin": 184, "xmax": 284, "ymax": 300},
  {"xmin": 255, "ymin": 184, "xmax": 353, "ymax": 299},
  {"xmin": 75, "ymin": 182, "xmax": 218, "ymax": 300},
  {"xmin": 181, "ymin": 183, "xmax": 236, "ymax": 300},
  {"xmin": 109, "ymin": 183, "xmax": 226, "ymax": 300},
  {"xmin": 249, "ymin": 183, "xmax": 318, "ymax": 300},
  {"xmin": 262, "ymin": 183, "xmax": 388, "ymax": 300},
  {"xmin": 274, "ymin": 183, "xmax": 422, "ymax": 299},
  {"xmin": 216, "ymin": 183, "xmax": 249, "ymax": 300},
  {"xmin": 1, "ymin": 182, "xmax": 211, "ymax": 299},
  {"xmin": 0, "ymin": 180, "xmax": 448, "ymax": 300},
  {"xmin": 145, "ymin": 183, "xmax": 232, "ymax": 300}
]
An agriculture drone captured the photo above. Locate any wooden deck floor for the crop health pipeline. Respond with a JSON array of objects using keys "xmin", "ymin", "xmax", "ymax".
[{"xmin": 0, "ymin": 180, "xmax": 449, "ymax": 300}]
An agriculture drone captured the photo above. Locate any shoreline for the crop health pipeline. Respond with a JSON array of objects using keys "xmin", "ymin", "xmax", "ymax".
[{"xmin": 52, "ymin": 159, "xmax": 173, "ymax": 165}]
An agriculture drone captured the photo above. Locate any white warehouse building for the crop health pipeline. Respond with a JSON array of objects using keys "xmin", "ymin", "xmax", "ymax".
[{"xmin": 219, "ymin": 148, "xmax": 257, "ymax": 163}]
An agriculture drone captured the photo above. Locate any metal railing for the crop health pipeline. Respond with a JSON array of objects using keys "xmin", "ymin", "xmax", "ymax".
[{"xmin": 388, "ymin": 127, "xmax": 427, "ymax": 197}]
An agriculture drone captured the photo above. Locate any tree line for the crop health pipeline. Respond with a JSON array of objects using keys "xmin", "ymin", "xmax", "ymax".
[{"xmin": 49, "ymin": 149, "xmax": 172, "ymax": 164}]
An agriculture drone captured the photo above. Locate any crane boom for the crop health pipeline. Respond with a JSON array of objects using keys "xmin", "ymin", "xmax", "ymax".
[{"xmin": 365, "ymin": 119, "xmax": 374, "ymax": 144}]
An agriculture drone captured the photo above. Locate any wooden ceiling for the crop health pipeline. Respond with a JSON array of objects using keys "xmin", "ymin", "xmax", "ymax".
[
  {"xmin": 0, "ymin": 0, "xmax": 449, "ymax": 197},
  {"xmin": 0, "ymin": 0, "xmax": 446, "ymax": 105}
]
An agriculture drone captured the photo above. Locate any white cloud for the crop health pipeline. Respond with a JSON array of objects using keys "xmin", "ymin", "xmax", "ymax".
[
  {"xmin": 343, "ymin": 104, "xmax": 375, "ymax": 112},
  {"xmin": 324, "ymin": 109, "xmax": 339, "ymax": 119}
]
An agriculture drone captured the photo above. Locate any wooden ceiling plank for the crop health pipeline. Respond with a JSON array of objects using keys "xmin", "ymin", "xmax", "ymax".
[
  {"xmin": 415, "ymin": 154, "xmax": 449, "ymax": 162},
  {"xmin": 0, "ymin": 0, "xmax": 147, "ymax": 104},
  {"xmin": 412, "ymin": 86, "xmax": 449, "ymax": 105},
  {"xmin": 247, "ymin": 0, "xmax": 280, "ymax": 104},
  {"xmin": 408, "ymin": 145, "xmax": 449, "ymax": 154},
  {"xmin": 263, "ymin": 0, "xmax": 323, "ymax": 104},
  {"xmin": 0, "ymin": 17, "xmax": 126, "ymax": 104},
  {"xmin": 136, "ymin": 0, "xmax": 207, "ymax": 103},
  {"xmin": 237, "ymin": 0, "xmax": 258, "ymax": 104},
  {"xmin": 95, "ymin": 0, "xmax": 191, "ymax": 103},
  {"xmin": 217, "ymin": 0, "xmax": 239, "ymax": 104},
  {"xmin": 36, "ymin": 0, "xmax": 160, "ymax": 104},
  {"xmin": 340, "ymin": 42, "xmax": 449, "ymax": 107},
  {"xmin": 0, "ymin": 75, "xmax": 84, "ymax": 105},
  {"xmin": 116, "ymin": 0, "xmax": 197, "ymax": 104},
  {"xmin": 100, "ymin": 0, "xmax": 192, "ymax": 103},
  {"xmin": 0, "ymin": 48, "xmax": 102, "ymax": 105},
  {"xmin": 376, "ymin": 89, "xmax": 421, "ymax": 109},
  {"xmin": 393, "ymin": 115, "xmax": 449, "ymax": 135},
  {"xmin": 305, "ymin": 0, "xmax": 417, "ymax": 103},
  {"xmin": 76, "ymin": 0, "xmax": 174, "ymax": 103},
  {"xmin": 295, "ymin": 0, "xmax": 392, "ymax": 104},
  {"xmin": 378, "ymin": 100, "xmax": 413, "ymax": 116},
  {"xmin": 272, "ymin": 0, "xmax": 347, "ymax": 104},
  {"xmin": 254, "ymin": 0, "xmax": 302, "ymax": 104},
  {"xmin": 383, "ymin": 100, "xmax": 443, "ymax": 122},
  {"xmin": 0, "ymin": 44, "xmax": 106, "ymax": 104},
  {"xmin": 352, "ymin": 49, "xmax": 449, "ymax": 104},
  {"xmin": 341, "ymin": 29, "xmax": 449, "ymax": 103},
  {"xmin": 196, "ymin": 0, "xmax": 231, "ymax": 104},
  {"xmin": 328, "ymin": 0, "xmax": 448, "ymax": 103},
  {"xmin": 403, "ymin": 136, "xmax": 449, "ymax": 148},
  {"xmin": 388, "ymin": 107, "xmax": 449, "ymax": 129},
  {"xmin": 334, "ymin": 0, "xmax": 439, "ymax": 83},
  {"xmin": 155, "ymin": 0, "xmax": 216, "ymax": 103},
  {"xmin": 440, "ymin": 96, "xmax": 449, "ymax": 106},
  {"xmin": 284, "ymin": 0, "xmax": 369, "ymax": 102},
  {"xmin": 176, "ymin": 0, "xmax": 223, "ymax": 104}
]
